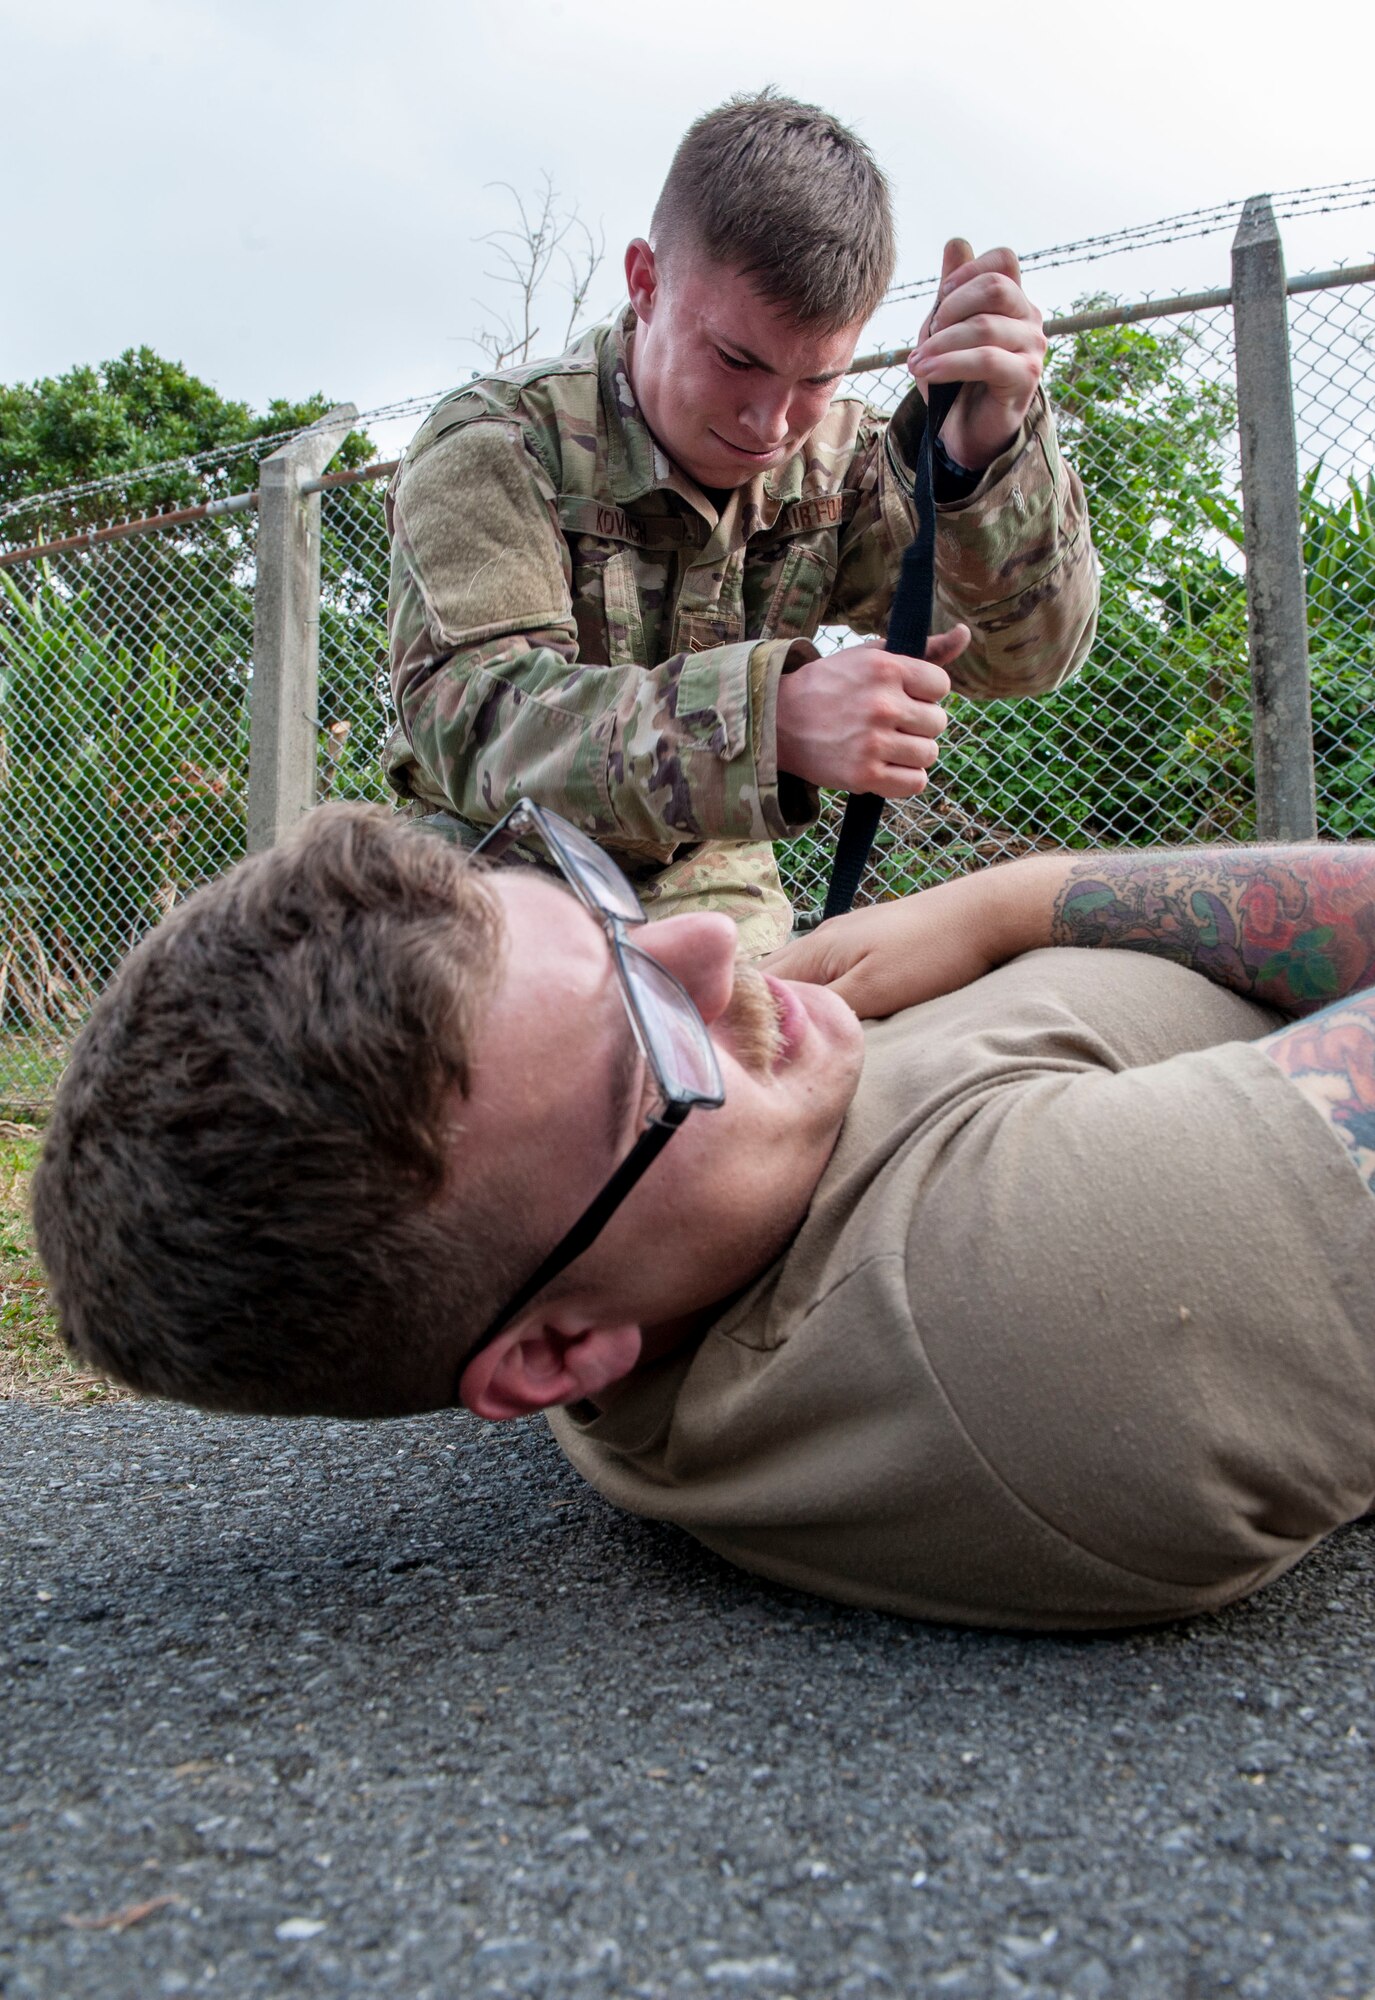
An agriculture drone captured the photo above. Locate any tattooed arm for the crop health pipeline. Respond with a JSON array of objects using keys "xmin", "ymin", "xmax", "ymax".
[
  {"xmin": 1043, "ymin": 847, "xmax": 1375, "ymax": 1014},
  {"xmin": 767, "ymin": 845, "xmax": 1375, "ymax": 1023}
]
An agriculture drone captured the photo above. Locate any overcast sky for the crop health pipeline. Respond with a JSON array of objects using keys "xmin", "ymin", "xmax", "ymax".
[{"xmin": 4, "ymin": 0, "xmax": 1372, "ymax": 453}]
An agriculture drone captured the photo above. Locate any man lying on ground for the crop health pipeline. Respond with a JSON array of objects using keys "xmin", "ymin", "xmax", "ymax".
[{"xmin": 32, "ymin": 804, "xmax": 1375, "ymax": 1631}]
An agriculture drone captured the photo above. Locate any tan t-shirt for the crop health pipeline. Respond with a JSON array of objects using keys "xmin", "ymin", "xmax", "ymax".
[{"xmin": 548, "ymin": 949, "xmax": 1375, "ymax": 1631}]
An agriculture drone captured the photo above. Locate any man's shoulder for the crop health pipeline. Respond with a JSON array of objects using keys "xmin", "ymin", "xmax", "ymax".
[
  {"xmin": 401, "ymin": 322, "xmax": 609, "ymax": 468},
  {"xmin": 468, "ymin": 320, "xmax": 606, "ymax": 413},
  {"xmin": 806, "ymin": 387, "xmax": 889, "ymax": 458},
  {"xmin": 856, "ymin": 947, "xmax": 1281, "ymax": 1098}
]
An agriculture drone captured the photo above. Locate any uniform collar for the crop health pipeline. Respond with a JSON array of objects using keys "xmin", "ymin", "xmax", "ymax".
[{"xmin": 599, "ymin": 310, "xmax": 670, "ymax": 505}]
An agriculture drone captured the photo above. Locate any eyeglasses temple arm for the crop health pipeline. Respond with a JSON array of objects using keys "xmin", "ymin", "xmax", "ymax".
[{"xmin": 469, "ymin": 1112, "xmax": 684, "ymax": 1356}]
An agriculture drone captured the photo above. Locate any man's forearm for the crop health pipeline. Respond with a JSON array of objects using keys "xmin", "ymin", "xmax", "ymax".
[
  {"xmin": 995, "ymin": 846, "xmax": 1375, "ymax": 1019},
  {"xmin": 395, "ymin": 626, "xmax": 817, "ymax": 858},
  {"xmin": 769, "ymin": 843, "xmax": 1375, "ymax": 1023}
]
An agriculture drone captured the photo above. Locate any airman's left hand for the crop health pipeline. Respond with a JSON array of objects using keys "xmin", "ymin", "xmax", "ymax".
[{"xmin": 908, "ymin": 236, "xmax": 1046, "ymax": 472}]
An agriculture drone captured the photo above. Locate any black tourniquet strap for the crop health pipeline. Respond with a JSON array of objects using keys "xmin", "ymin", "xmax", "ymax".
[{"xmin": 821, "ymin": 378, "xmax": 961, "ymax": 921}]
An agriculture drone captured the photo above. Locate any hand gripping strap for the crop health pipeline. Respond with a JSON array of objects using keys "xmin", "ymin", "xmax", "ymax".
[{"xmin": 821, "ymin": 379, "xmax": 960, "ymax": 922}]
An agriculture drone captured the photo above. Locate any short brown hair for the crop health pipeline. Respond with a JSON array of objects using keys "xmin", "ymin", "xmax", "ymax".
[
  {"xmin": 650, "ymin": 89, "xmax": 895, "ymax": 331},
  {"xmin": 31, "ymin": 805, "xmax": 515, "ymax": 1418}
]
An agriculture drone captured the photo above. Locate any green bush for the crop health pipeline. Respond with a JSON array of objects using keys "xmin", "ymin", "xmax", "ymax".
[
  {"xmin": 316, "ymin": 480, "xmax": 395, "ymax": 807},
  {"xmin": 1307, "ymin": 472, "xmax": 1375, "ymax": 839}
]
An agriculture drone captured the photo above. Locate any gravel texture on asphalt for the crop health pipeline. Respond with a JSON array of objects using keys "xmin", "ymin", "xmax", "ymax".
[{"xmin": 4, "ymin": 1397, "xmax": 1375, "ymax": 1999}]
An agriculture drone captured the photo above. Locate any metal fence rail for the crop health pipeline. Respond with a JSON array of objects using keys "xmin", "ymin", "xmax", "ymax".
[{"xmin": 1, "ymin": 198, "xmax": 1372, "ymax": 1113}]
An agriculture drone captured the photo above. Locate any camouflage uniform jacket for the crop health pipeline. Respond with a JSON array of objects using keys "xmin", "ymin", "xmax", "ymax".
[{"xmin": 385, "ymin": 311, "xmax": 1098, "ymax": 953}]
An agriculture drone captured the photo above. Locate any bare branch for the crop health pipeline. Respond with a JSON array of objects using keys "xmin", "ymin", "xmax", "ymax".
[
  {"xmin": 467, "ymin": 176, "xmax": 609, "ymax": 371},
  {"xmin": 561, "ymin": 211, "xmax": 608, "ymax": 347}
]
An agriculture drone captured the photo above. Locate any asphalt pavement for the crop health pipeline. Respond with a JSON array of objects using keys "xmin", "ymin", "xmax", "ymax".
[{"xmin": 5, "ymin": 1397, "xmax": 1375, "ymax": 1999}]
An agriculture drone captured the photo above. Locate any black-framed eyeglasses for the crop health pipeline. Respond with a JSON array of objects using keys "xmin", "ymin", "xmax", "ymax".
[{"xmin": 465, "ymin": 799, "xmax": 725, "ymax": 1359}]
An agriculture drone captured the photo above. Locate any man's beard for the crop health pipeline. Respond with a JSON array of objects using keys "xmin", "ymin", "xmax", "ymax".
[{"xmin": 725, "ymin": 963, "xmax": 786, "ymax": 1076}]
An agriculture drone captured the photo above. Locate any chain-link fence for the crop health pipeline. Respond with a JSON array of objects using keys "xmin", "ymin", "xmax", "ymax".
[
  {"xmin": 0, "ymin": 475, "xmax": 259, "ymax": 1115},
  {"xmin": 1, "ymin": 207, "xmax": 1372, "ymax": 1113}
]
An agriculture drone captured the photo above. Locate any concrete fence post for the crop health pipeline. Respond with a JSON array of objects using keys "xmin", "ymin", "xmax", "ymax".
[
  {"xmin": 1231, "ymin": 197, "xmax": 1317, "ymax": 841},
  {"xmin": 248, "ymin": 403, "xmax": 359, "ymax": 852}
]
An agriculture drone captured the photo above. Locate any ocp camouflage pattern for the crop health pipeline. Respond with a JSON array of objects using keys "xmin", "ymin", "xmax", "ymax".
[{"xmin": 385, "ymin": 310, "xmax": 1098, "ymax": 954}]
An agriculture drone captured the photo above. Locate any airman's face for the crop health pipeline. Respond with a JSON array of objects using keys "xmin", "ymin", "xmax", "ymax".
[{"xmin": 624, "ymin": 237, "xmax": 866, "ymax": 493}]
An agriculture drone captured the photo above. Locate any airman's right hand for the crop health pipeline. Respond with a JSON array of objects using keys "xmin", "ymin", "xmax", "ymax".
[{"xmin": 774, "ymin": 625, "xmax": 968, "ymax": 796}]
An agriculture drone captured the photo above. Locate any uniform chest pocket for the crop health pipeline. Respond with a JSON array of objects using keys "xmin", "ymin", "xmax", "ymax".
[
  {"xmin": 602, "ymin": 549, "xmax": 647, "ymax": 667},
  {"xmin": 755, "ymin": 542, "xmax": 834, "ymax": 642},
  {"xmin": 571, "ymin": 541, "xmax": 649, "ymax": 669}
]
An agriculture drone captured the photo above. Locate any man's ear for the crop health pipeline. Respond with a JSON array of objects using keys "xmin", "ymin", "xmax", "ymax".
[
  {"xmin": 458, "ymin": 1310, "xmax": 643, "ymax": 1423},
  {"xmin": 624, "ymin": 238, "xmax": 658, "ymax": 324}
]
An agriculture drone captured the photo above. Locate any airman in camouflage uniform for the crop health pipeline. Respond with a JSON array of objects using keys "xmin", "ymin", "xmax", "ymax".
[
  {"xmin": 386, "ymin": 313, "xmax": 1094, "ymax": 954},
  {"xmin": 385, "ymin": 99, "xmax": 1098, "ymax": 956}
]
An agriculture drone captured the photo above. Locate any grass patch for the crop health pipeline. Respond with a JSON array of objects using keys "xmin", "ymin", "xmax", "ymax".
[
  {"xmin": 0, "ymin": 1028, "xmax": 70, "ymax": 1122},
  {"xmin": 0, "ymin": 1127, "xmax": 124, "ymax": 1405}
]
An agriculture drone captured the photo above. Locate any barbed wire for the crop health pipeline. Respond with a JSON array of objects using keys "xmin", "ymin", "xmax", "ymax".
[
  {"xmin": 883, "ymin": 176, "xmax": 1375, "ymax": 306},
  {"xmin": 0, "ymin": 390, "xmax": 447, "ymax": 529},
  {"xmin": 0, "ymin": 421, "xmax": 300, "ymax": 528}
]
